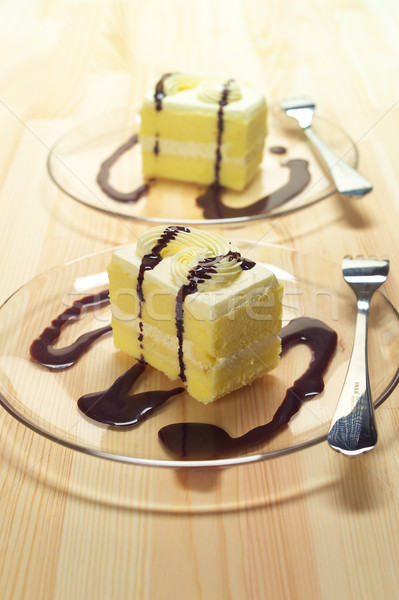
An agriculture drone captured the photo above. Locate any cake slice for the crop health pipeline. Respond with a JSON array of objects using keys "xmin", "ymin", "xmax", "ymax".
[
  {"xmin": 107, "ymin": 226, "xmax": 283, "ymax": 403},
  {"xmin": 139, "ymin": 73, "xmax": 267, "ymax": 191}
]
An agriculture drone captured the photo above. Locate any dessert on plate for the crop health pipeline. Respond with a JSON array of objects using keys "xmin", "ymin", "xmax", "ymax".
[
  {"xmin": 107, "ymin": 226, "xmax": 283, "ymax": 403},
  {"xmin": 139, "ymin": 72, "xmax": 267, "ymax": 191}
]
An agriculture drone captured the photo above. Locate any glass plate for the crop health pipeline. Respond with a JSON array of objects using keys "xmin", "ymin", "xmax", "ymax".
[
  {"xmin": 47, "ymin": 107, "xmax": 359, "ymax": 225},
  {"xmin": 0, "ymin": 242, "xmax": 397, "ymax": 468}
]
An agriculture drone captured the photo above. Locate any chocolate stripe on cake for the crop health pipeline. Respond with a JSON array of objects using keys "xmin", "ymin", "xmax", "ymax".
[
  {"xmin": 154, "ymin": 72, "xmax": 174, "ymax": 111},
  {"xmin": 176, "ymin": 251, "xmax": 255, "ymax": 382},
  {"xmin": 136, "ymin": 225, "xmax": 255, "ymax": 381},
  {"xmin": 214, "ymin": 78, "xmax": 234, "ymax": 185},
  {"xmin": 153, "ymin": 133, "xmax": 160, "ymax": 155},
  {"xmin": 136, "ymin": 225, "xmax": 190, "ymax": 361}
]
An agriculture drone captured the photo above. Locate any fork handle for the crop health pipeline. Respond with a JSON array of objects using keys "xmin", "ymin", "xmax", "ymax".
[
  {"xmin": 304, "ymin": 127, "xmax": 373, "ymax": 197},
  {"xmin": 327, "ymin": 297, "xmax": 378, "ymax": 455}
]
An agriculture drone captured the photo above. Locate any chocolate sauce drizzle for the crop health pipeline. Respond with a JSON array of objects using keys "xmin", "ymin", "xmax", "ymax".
[
  {"xmin": 196, "ymin": 159, "xmax": 310, "ymax": 219},
  {"xmin": 95, "ymin": 86, "xmax": 310, "ymax": 217},
  {"xmin": 96, "ymin": 134, "xmax": 149, "ymax": 203},
  {"xmin": 175, "ymin": 251, "xmax": 255, "ymax": 381},
  {"xmin": 77, "ymin": 363, "xmax": 184, "ymax": 427},
  {"xmin": 136, "ymin": 226, "xmax": 190, "ymax": 360},
  {"xmin": 96, "ymin": 138, "xmax": 310, "ymax": 217},
  {"xmin": 153, "ymin": 134, "xmax": 160, "ymax": 155},
  {"xmin": 137, "ymin": 226, "xmax": 256, "ymax": 383},
  {"xmin": 30, "ymin": 290, "xmax": 337, "ymax": 458},
  {"xmin": 154, "ymin": 73, "xmax": 173, "ymax": 111},
  {"xmin": 30, "ymin": 290, "xmax": 111, "ymax": 369},
  {"xmin": 214, "ymin": 79, "xmax": 234, "ymax": 185},
  {"xmin": 270, "ymin": 145, "xmax": 287, "ymax": 155},
  {"xmin": 158, "ymin": 317, "xmax": 337, "ymax": 459}
]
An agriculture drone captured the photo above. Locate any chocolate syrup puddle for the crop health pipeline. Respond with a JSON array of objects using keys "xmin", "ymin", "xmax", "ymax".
[
  {"xmin": 175, "ymin": 252, "xmax": 255, "ymax": 381},
  {"xmin": 30, "ymin": 288, "xmax": 338, "ymax": 458},
  {"xmin": 136, "ymin": 226, "xmax": 190, "ymax": 361},
  {"xmin": 30, "ymin": 290, "xmax": 111, "ymax": 369},
  {"xmin": 196, "ymin": 159, "xmax": 310, "ymax": 219},
  {"xmin": 96, "ymin": 134, "xmax": 149, "ymax": 203},
  {"xmin": 158, "ymin": 317, "xmax": 337, "ymax": 459},
  {"xmin": 78, "ymin": 363, "xmax": 184, "ymax": 427},
  {"xmin": 270, "ymin": 145, "xmax": 287, "ymax": 155},
  {"xmin": 96, "ymin": 73, "xmax": 173, "ymax": 202},
  {"xmin": 95, "ymin": 127, "xmax": 310, "ymax": 215}
]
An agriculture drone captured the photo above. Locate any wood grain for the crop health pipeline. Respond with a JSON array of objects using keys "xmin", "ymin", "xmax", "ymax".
[{"xmin": 1, "ymin": 1, "xmax": 399, "ymax": 599}]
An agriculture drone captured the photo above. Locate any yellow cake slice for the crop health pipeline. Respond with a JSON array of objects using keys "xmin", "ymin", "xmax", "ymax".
[
  {"xmin": 139, "ymin": 73, "xmax": 267, "ymax": 191},
  {"xmin": 107, "ymin": 226, "xmax": 283, "ymax": 403}
]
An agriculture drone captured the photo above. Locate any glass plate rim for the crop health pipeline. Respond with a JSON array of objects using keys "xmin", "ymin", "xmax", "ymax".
[
  {"xmin": 46, "ymin": 108, "xmax": 360, "ymax": 225},
  {"xmin": 1, "ymin": 243, "xmax": 397, "ymax": 469}
]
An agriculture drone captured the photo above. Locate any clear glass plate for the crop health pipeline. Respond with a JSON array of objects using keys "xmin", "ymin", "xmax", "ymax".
[
  {"xmin": 47, "ymin": 107, "xmax": 359, "ymax": 224},
  {"xmin": 0, "ymin": 242, "xmax": 397, "ymax": 469}
]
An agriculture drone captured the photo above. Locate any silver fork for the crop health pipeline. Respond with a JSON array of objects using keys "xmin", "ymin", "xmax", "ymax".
[
  {"xmin": 327, "ymin": 256, "xmax": 390, "ymax": 455},
  {"xmin": 279, "ymin": 97, "xmax": 373, "ymax": 197}
]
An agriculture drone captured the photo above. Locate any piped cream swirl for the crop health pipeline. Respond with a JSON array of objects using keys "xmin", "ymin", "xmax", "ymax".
[
  {"xmin": 171, "ymin": 248, "xmax": 244, "ymax": 289},
  {"xmin": 163, "ymin": 73, "xmax": 204, "ymax": 96},
  {"xmin": 136, "ymin": 226, "xmax": 246, "ymax": 290},
  {"xmin": 161, "ymin": 72, "xmax": 242, "ymax": 105},
  {"xmin": 196, "ymin": 78, "xmax": 242, "ymax": 105}
]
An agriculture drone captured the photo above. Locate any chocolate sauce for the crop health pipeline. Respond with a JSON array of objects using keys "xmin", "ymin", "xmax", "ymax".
[
  {"xmin": 154, "ymin": 73, "xmax": 173, "ymax": 111},
  {"xmin": 136, "ymin": 226, "xmax": 190, "ymax": 302},
  {"xmin": 96, "ymin": 134, "xmax": 149, "ymax": 203},
  {"xmin": 270, "ymin": 145, "xmax": 287, "ymax": 155},
  {"xmin": 158, "ymin": 317, "xmax": 337, "ymax": 459},
  {"xmin": 95, "ymin": 126, "xmax": 310, "ymax": 215},
  {"xmin": 175, "ymin": 252, "xmax": 255, "ymax": 381},
  {"xmin": 153, "ymin": 134, "xmax": 160, "ymax": 155},
  {"xmin": 196, "ymin": 159, "xmax": 311, "ymax": 219},
  {"xmin": 138, "ymin": 321, "xmax": 145, "ymax": 361},
  {"xmin": 136, "ymin": 226, "xmax": 255, "ymax": 381},
  {"xmin": 30, "ymin": 290, "xmax": 111, "ymax": 369},
  {"xmin": 214, "ymin": 79, "xmax": 234, "ymax": 184},
  {"xmin": 30, "ymin": 286, "xmax": 338, "ymax": 458},
  {"xmin": 78, "ymin": 363, "xmax": 184, "ymax": 427},
  {"xmin": 136, "ymin": 226, "xmax": 190, "ymax": 361}
]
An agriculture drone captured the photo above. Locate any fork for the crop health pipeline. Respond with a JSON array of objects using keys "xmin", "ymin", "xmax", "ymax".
[
  {"xmin": 279, "ymin": 97, "xmax": 373, "ymax": 197},
  {"xmin": 327, "ymin": 256, "xmax": 390, "ymax": 455}
]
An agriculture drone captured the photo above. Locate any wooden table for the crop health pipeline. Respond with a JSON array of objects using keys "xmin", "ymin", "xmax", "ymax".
[{"xmin": 1, "ymin": 1, "xmax": 399, "ymax": 598}]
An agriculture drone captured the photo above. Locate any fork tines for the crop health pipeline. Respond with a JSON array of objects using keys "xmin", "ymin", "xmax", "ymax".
[{"xmin": 342, "ymin": 256, "xmax": 390, "ymax": 283}]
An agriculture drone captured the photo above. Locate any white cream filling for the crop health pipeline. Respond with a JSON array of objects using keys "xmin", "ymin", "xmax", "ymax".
[
  {"xmin": 140, "ymin": 136, "xmax": 265, "ymax": 165},
  {"xmin": 113, "ymin": 312, "xmax": 280, "ymax": 369},
  {"xmin": 161, "ymin": 73, "xmax": 243, "ymax": 105}
]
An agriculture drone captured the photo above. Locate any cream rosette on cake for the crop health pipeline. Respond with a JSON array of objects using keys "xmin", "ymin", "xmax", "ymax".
[
  {"xmin": 136, "ymin": 226, "xmax": 244, "ymax": 289},
  {"xmin": 171, "ymin": 247, "xmax": 244, "ymax": 290},
  {"xmin": 162, "ymin": 72, "xmax": 242, "ymax": 106},
  {"xmin": 196, "ymin": 77, "xmax": 242, "ymax": 105}
]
